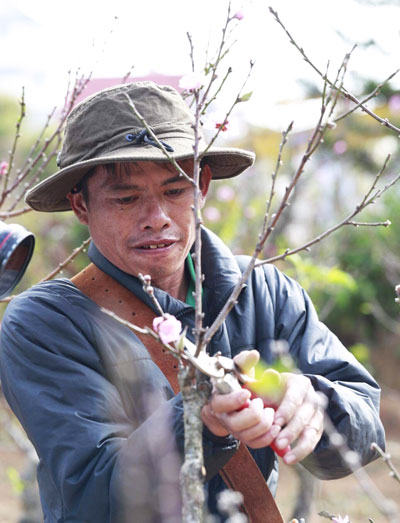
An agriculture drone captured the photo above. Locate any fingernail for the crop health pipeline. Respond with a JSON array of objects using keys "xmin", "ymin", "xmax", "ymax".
[
  {"xmin": 284, "ymin": 452, "xmax": 296, "ymax": 464},
  {"xmin": 240, "ymin": 390, "xmax": 250, "ymax": 402},
  {"xmin": 275, "ymin": 437, "xmax": 288, "ymax": 449},
  {"xmin": 274, "ymin": 417, "xmax": 285, "ymax": 427}
]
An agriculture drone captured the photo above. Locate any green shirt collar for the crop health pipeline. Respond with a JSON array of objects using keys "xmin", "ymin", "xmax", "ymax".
[{"xmin": 185, "ymin": 253, "xmax": 196, "ymax": 307}]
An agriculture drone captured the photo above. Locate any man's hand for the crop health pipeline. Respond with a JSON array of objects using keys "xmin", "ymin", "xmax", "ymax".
[
  {"xmin": 271, "ymin": 372, "xmax": 324, "ymax": 464},
  {"xmin": 201, "ymin": 350, "xmax": 277, "ymax": 449},
  {"xmin": 201, "ymin": 350, "xmax": 324, "ymax": 465},
  {"xmin": 201, "ymin": 388, "xmax": 277, "ymax": 448}
]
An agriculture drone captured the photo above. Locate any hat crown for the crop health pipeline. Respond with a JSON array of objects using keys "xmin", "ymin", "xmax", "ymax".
[
  {"xmin": 25, "ymin": 80, "xmax": 255, "ymax": 212},
  {"xmin": 59, "ymin": 81, "xmax": 196, "ymax": 169}
]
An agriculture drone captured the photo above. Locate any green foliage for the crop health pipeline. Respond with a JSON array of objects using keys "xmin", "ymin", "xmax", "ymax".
[
  {"xmin": 284, "ymin": 253, "xmax": 357, "ymax": 309},
  {"xmin": 6, "ymin": 467, "xmax": 25, "ymax": 494},
  {"xmin": 349, "ymin": 343, "xmax": 371, "ymax": 368}
]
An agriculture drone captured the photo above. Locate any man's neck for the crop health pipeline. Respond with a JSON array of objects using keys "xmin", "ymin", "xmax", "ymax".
[{"xmin": 152, "ymin": 267, "xmax": 189, "ymax": 302}]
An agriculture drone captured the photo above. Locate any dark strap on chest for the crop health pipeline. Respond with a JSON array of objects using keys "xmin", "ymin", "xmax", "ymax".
[{"xmin": 71, "ymin": 263, "xmax": 284, "ymax": 523}]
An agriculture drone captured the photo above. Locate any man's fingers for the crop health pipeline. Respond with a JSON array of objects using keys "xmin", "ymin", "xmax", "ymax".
[
  {"xmin": 273, "ymin": 374, "xmax": 311, "ymax": 427},
  {"xmin": 282, "ymin": 409, "xmax": 324, "ymax": 464},
  {"xmin": 274, "ymin": 386, "xmax": 318, "ymax": 449},
  {"xmin": 234, "ymin": 406, "xmax": 275, "ymax": 443},
  {"xmin": 219, "ymin": 398, "xmax": 269, "ymax": 433},
  {"xmin": 210, "ymin": 389, "xmax": 251, "ymax": 414}
]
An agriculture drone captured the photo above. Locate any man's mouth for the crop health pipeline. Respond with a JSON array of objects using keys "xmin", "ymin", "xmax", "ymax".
[{"xmin": 137, "ymin": 241, "xmax": 175, "ymax": 250}]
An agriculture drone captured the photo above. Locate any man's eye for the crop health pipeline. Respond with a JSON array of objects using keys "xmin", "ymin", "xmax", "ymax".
[
  {"xmin": 166, "ymin": 188, "xmax": 185, "ymax": 196},
  {"xmin": 116, "ymin": 196, "xmax": 137, "ymax": 204}
]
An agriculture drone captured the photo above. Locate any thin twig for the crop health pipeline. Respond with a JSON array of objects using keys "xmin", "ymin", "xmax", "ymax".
[
  {"xmin": 0, "ymin": 88, "xmax": 26, "ymax": 207},
  {"xmin": 262, "ymin": 121, "xmax": 294, "ymax": 243},
  {"xmin": 139, "ymin": 273, "xmax": 166, "ymax": 318},
  {"xmin": 202, "ymin": 47, "xmax": 380, "ymax": 346},
  {"xmin": 101, "ymin": 307, "xmax": 181, "ymax": 355},
  {"xmin": 0, "ymin": 206, "xmax": 32, "ymax": 218},
  {"xmin": 268, "ymin": 7, "xmax": 400, "ymax": 134},
  {"xmin": 18, "ymin": 107, "xmax": 57, "ymax": 178},
  {"xmin": 2, "ymin": 74, "xmax": 91, "ymax": 203},
  {"xmin": 202, "ymin": 66, "xmax": 232, "ymax": 114},
  {"xmin": 335, "ymin": 68, "xmax": 400, "ymax": 123},
  {"xmin": 200, "ymin": 60, "xmax": 255, "ymax": 158},
  {"xmin": 192, "ymin": 88, "xmax": 206, "ymax": 355},
  {"xmin": 370, "ymin": 443, "xmax": 400, "ymax": 484},
  {"xmin": 124, "ymin": 95, "xmax": 196, "ymax": 187},
  {"xmin": 121, "ymin": 65, "xmax": 135, "ymax": 84},
  {"xmin": 39, "ymin": 237, "xmax": 92, "ymax": 283},
  {"xmin": 347, "ymin": 220, "xmax": 392, "ymax": 227},
  {"xmin": 201, "ymin": 75, "xmax": 333, "ymax": 349},
  {"xmin": 257, "ymin": 160, "xmax": 400, "ymax": 265},
  {"xmin": 7, "ymin": 136, "xmax": 62, "ymax": 212},
  {"xmin": 199, "ymin": 3, "xmax": 233, "ymax": 109}
]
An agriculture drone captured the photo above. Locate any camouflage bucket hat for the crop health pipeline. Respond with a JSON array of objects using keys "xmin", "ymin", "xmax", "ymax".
[{"xmin": 25, "ymin": 81, "xmax": 255, "ymax": 212}]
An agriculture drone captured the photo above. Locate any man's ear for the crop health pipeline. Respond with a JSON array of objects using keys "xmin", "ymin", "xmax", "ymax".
[
  {"xmin": 67, "ymin": 192, "xmax": 89, "ymax": 225},
  {"xmin": 199, "ymin": 164, "xmax": 212, "ymax": 200}
]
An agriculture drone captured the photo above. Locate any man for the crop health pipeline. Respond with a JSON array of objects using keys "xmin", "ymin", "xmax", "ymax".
[{"xmin": 0, "ymin": 82, "xmax": 385, "ymax": 522}]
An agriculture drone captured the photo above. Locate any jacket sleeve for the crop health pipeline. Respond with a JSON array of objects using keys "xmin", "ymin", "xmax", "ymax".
[
  {"xmin": 261, "ymin": 264, "xmax": 385, "ymax": 480},
  {"xmin": 0, "ymin": 284, "xmax": 236, "ymax": 521}
]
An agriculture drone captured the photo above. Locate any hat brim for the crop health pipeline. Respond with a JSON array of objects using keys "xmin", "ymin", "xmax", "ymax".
[{"xmin": 25, "ymin": 138, "xmax": 255, "ymax": 212}]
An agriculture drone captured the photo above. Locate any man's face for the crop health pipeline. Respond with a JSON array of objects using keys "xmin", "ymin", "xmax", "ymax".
[{"xmin": 68, "ymin": 160, "xmax": 211, "ymax": 297}]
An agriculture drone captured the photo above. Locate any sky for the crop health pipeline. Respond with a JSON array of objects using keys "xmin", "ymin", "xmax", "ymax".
[{"xmin": 1, "ymin": 0, "xmax": 400, "ymax": 132}]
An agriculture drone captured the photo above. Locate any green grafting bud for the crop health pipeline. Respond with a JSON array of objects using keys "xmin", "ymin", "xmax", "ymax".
[{"xmin": 250, "ymin": 362, "xmax": 285, "ymax": 405}]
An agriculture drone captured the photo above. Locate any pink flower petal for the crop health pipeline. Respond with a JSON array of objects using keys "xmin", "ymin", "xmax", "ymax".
[
  {"xmin": 0, "ymin": 161, "xmax": 8, "ymax": 176},
  {"xmin": 233, "ymin": 9, "xmax": 244, "ymax": 20},
  {"xmin": 153, "ymin": 313, "xmax": 182, "ymax": 344}
]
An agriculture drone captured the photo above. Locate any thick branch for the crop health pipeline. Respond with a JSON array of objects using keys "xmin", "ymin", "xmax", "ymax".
[{"xmin": 178, "ymin": 365, "xmax": 207, "ymax": 523}]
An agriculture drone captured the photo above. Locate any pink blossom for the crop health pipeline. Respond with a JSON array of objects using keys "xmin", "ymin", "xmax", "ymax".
[
  {"xmin": 153, "ymin": 314, "xmax": 182, "ymax": 344},
  {"xmin": 204, "ymin": 206, "xmax": 221, "ymax": 222},
  {"xmin": 179, "ymin": 72, "xmax": 207, "ymax": 91},
  {"xmin": 332, "ymin": 516, "xmax": 350, "ymax": 523},
  {"xmin": 232, "ymin": 9, "xmax": 244, "ymax": 20},
  {"xmin": 333, "ymin": 140, "xmax": 347, "ymax": 155},
  {"xmin": 216, "ymin": 185, "xmax": 235, "ymax": 202},
  {"xmin": 389, "ymin": 94, "xmax": 400, "ymax": 114},
  {"xmin": 0, "ymin": 161, "xmax": 8, "ymax": 176}
]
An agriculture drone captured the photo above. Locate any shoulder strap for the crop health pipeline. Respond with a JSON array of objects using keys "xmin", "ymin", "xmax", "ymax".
[{"xmin": 71, "ymin": 263, "xmax": 284, "ymax": 523}]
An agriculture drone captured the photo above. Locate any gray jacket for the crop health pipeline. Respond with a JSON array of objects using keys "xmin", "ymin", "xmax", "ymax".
[{"xmin": 0, "ymin": 227, "xmax": 384, "ymax": 522}]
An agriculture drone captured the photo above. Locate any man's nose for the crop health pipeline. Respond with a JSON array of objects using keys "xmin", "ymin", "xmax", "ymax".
[{"xmin": 140, "ymin": 197, "xmax": 171, "ymax": 231}]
